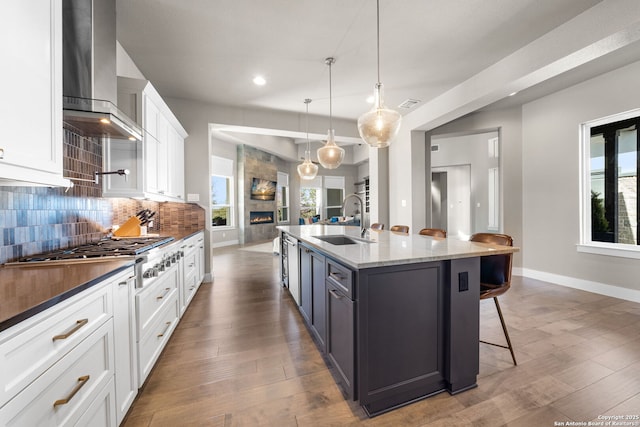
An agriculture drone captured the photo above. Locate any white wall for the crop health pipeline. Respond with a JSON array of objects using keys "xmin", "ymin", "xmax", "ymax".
[{"xmin": 522, "ymin": 59, "xmax": 640, "ymax": 298}]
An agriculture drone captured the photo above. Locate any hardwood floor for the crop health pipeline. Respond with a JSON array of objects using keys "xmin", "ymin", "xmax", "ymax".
[{"xmin": 123, "ymin": 243, "xmax": 640, "ymax": 426}]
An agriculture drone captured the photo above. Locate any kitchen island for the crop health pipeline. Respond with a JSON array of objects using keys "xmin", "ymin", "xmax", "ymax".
[{"xmin": 278, "ymin": 224, "xmax": 519, "ymax": 416}]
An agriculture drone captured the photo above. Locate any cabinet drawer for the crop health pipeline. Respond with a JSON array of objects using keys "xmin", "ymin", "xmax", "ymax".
[
  {"xmin": 182, "ymin": 250, "xmax": 197, "ymax": 278},
  {"xmin": 326, "ymin": 259, "xmax": 353, "ymax": 299},
  {"xmin": 138, "ymin": 293, "xmax": 179, "ymax": 386},
  {"xmin": 75, "ymin": 377, "xmax": 116, "ymax": 427},
  {"xmin": 0, "ymin": 320, "xmax": 114, "ymax": 427},
  {"xmin": 182, "ymin": 270, "xmax": 198, "ymax": 311},
  {"xmin": 0, "ymin": 281, "xmax": 112, "ymax": 407},
  {"xmin": 136, "ymin": 265, "xmax": 178, "ymax": 338}
]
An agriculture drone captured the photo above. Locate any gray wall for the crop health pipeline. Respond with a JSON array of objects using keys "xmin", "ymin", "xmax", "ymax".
[
  {"xmin": 521, "ymin": 59, "xmax": 640, "ymax": 294},
  {"xmin": 429, "ymin": 107, "xmax": 523, "ymax": 266}
]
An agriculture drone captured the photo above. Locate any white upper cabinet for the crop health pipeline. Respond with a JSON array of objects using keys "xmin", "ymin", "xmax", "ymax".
[
  {"xmin": 104, "ymin": 77, "xmax": 187, "ymax": 201},
  {"xmin": 0, "ymin": 0, "xmax": 70, "ymax": 187}
]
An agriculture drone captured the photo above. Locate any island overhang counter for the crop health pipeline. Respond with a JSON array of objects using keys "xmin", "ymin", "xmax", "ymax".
[{"xmin": 277, "ymin": 225, "xmax": 519, "ymax": 417}]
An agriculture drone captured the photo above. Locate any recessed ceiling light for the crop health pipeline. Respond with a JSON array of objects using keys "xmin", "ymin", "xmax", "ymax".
[
  {"xmin": 253, "ymin": 76, "xmax": 266, "ymax": 86},
  {"xmin": 509, "ymin": 91, "xmax": 518, "ymax": 97},
  {"xmin": 366, "ymin": 95, "xmax": 374, "ymax": 104}
]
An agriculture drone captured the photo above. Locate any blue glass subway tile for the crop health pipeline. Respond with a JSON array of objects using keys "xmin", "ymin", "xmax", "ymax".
[
  {"xmin": 17, "ymin": 210, "xmax": 27, "ymax": 227},
  {"xmin": 3, "ymin": 228, "xmax": 15, "ymax": 245}
]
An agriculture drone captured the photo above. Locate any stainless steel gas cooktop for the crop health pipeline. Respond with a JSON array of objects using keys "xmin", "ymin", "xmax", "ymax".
[{"xmin": 16, "ymin": 236, "xmax": 174, "ymax": 262}]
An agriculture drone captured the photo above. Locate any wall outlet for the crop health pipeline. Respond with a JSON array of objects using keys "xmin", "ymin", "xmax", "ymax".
[
  {"xmin": 187, "ymin": 193, "xmax": 200, "ymax": 202},
  {"xmin": 401, "ymin": 199, "xmax": 407, "ymax": 207}
]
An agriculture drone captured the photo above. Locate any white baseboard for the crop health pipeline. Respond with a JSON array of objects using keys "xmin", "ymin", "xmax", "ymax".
[
  {"xmin": 516, "ymin": 267, "xmax": 640, "ymax": 303},
  {"xmin": 212, "ymin": 239, "xmax": 239, "ymax": 248}
]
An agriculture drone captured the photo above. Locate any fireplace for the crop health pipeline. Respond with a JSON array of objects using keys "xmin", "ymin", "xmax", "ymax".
[{"xmin": 250, "ymin": 211, "xmax": 274, "ymax": 225}]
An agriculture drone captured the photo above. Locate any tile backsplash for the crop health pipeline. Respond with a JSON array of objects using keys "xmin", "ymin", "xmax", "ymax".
[{"xmin": 0, "ymin": 127, "xmax": 205, "ymax": 264}]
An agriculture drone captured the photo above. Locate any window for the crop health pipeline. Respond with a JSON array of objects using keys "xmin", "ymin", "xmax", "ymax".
[
  {"xmin": 324, "ymin": 176, "xmax": 345, "ymax": 219},
  {"xmin": 300, "ymin": 176, "xmax": 322, "ymax": 219},
  {"xmin": 211, "ymin": 156, "xmax": 234, "ymax": 228},
  {"xmin": 580, "ymin": 110, "xmax": 639, "ymax": 258},
  {"xmin": 326, "ymin": 189, "xmax": 344, "ymax": 218},
  {"xmin": 277, "ymin": 172, "xmax": 289, "ymax": 223}
]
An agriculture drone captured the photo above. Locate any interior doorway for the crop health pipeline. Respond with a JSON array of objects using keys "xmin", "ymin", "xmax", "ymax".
[
  {"xmin": 430, "ymin": 131, "xmax": 500, "ymax": 237},
  {"xmin": 432, "ymin": 165, "xmax": 471, "ymax": 238},
  {"xmin": 431, "ymin": 171, "xmax": 447, "ymax": 230}
]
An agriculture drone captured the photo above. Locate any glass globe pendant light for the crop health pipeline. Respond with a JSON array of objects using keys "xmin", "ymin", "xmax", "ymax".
[
  {"xmin": 297, "ymin": 98, "xmax": 318, "ymax": 180},
  {"xmin": 357, "ymin": 0, "xmax": 401, "ymax": 148},
  {"xmin": 317, "ymin": 57, "xmax": 345, "ymax": 169}
]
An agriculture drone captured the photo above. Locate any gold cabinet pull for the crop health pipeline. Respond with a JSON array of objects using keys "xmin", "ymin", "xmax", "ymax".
[
  {"xmin": 156, "ymin": 287, "xmax": 171, "ymax": 300},
  {"xmin": 53, "ymin": 375, "xmax": 90, "ymax": 407},
  {"xmin": 157, "ymin": 321, "xmax": 171, "ymax": 338},
  {"xmin": 52, "ymin": 319, "xmax": 88, "ymax": 341}
]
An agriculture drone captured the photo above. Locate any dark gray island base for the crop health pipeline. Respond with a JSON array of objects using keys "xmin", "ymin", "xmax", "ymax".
[
  {"xmin": 358, "ymin": 257, "xmax": 480, "ymax": 416},
  {"xmin": 278, "ymin": 225, "xmax": 517, "ymax": 417}
]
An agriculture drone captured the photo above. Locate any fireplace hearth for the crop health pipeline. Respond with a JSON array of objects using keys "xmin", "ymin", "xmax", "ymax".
[{"xmin": 250, "ymin": 211, "xmax": 274, "ymax": 225}]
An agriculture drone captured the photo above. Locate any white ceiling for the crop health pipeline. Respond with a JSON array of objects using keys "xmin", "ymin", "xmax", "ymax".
[{"xmin": 116, "ymin": 0, "xmax": 620, "ymax": 125}]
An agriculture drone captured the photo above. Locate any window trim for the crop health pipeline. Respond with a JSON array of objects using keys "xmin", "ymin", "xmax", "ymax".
[
  {"xmin": 578, "ymin": 108, "xmax": 640, "ymax": 259},
  {"xmin": 211, "ymin": 173, "xmax": 234, "ymax": 229}
]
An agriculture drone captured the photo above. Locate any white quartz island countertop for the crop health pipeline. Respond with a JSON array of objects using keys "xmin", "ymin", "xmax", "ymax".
[{"xmin": 277, "ymin": 224, "xmax": 520, "ymax": 270}]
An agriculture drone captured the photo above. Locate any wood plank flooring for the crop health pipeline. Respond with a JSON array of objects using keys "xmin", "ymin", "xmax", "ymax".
[{"xmin": 122, "ymin": 243, "xmax": 640, "ymax": 426}]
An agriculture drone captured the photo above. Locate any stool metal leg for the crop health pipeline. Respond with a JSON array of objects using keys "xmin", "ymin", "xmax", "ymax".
[{"xmin": 479, "ymin": 297, "xmax": 517, "ymax": 366}]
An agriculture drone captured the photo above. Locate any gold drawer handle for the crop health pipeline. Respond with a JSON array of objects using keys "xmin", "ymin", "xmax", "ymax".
[
  {"xmin": 157, "ymin": 321, "xmax": 171, "ymax": 338},
  {"xmin": 156, "ymin": 287, "xmax": 171, "ymax": 300},
  {"xmin": 53, "ymin": 375, "xmax": 90, "ymax": 407},
  {"xmin": 52, "ymin": 319, "xmax": 88, "ymax": 341}
]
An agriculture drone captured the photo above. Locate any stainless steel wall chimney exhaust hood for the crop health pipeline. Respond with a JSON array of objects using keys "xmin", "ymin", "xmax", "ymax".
[{"xmin": 62, "ymin": 0, "xmax": 142, "ymax": 141}]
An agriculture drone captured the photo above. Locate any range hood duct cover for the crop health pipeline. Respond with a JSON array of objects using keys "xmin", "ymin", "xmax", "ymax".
[{"xmin": 62, "ymin": 0, "xmax": 142, "ymax": 141}]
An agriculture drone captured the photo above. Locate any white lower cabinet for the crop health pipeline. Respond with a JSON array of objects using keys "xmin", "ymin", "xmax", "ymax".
[
  {"xmin": 135, "ymin": 263, "xmax": 180, "ymax": 386},
  {"xmin": 0, "ymin": 320, "xmax": 115, "ymax": 427},
  {"xmin": 179, "ymin": 231, "xmax": 205, "ymax": 317},
  {"xmin": 137, "ymin": 294, "xmax": 179, "ymax": 386},
  {"xmin": 0, "ymin": 279, "xmax": 112, "ymax": 408},
  {"xmin": 112, "ymin": 271, "xmax": 138, "ymax": 425}
]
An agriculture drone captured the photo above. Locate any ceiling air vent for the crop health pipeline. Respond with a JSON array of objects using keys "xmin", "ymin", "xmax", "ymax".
[
  {"xmin": 398, "ymin": 98, "xmax": 421, "ymax": 109},
  {"xmin": 431, "ymin": 145, "xmax": 439, "ymax": 152}
]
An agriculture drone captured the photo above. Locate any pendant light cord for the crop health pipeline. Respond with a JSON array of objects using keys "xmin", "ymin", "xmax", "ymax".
[
  {"xmin": 329, "ymin": 60, "xmax": 333, "ymax": 130},
  {"xmin": 376, "ymin": 0, "xmax": 381, "ymax": 84},
  {"xmin": 326, "ymin": 57, "xmax": 335, "ymax": 130},
  {"xmin": 305, "ymin": 98, "xmax": 311, "ymax": 153}
]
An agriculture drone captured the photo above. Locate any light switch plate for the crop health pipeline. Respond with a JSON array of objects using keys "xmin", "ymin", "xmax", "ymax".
[{"xmin": 187, "ymin": 193, "xmax": 200, "ymax": 202}]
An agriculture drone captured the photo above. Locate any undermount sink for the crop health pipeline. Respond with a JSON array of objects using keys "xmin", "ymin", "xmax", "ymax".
[{"xmin": 313, "ymin": 235, "xmax": 373, "ymax": 245}]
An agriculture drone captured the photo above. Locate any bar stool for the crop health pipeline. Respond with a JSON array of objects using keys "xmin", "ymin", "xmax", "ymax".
[
  {"xmin": 419, "ymin": 228, "xmax": 447, "ymax": 238},
  {"xmin": 470, "ymin": 232, "xmax": 517, "ymax": 366},
  {"xmin": 370, "ymin": 223, "xmax": 384, "ymax": 231},
  {"xmin": 390, "ymin": 225, "xmax": 409, "ymax": 233}
]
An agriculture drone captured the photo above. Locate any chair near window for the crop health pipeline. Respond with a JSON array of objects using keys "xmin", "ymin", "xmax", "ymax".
[
  {"xmin": 419, "ymin": 228, "xmax": 447, "ymax": 238},
  {"xmin": 370, "ymin": 223, "xmax": 384, "ymax": 231},
  {"xmin": 469, "ymin": 232, "xmax": 517, "ymax": 366},
  {"xmin": 390, "ymin": 225, "xmax": 410, "ymax": 234}
]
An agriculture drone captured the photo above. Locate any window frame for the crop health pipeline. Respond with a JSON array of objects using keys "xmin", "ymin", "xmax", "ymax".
[
  {"xmin": 578, "ymin": 108, "xmax": 640, "ymax": 259},
  {"xmin": 277, "ymin": 172, "xmax": 290, "ymax": 224}
]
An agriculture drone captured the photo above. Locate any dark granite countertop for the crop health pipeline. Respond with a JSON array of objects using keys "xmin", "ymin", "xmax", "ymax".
[{"xmin": 0, "ymin": 259, "xmax": 136, "ymax": 333}]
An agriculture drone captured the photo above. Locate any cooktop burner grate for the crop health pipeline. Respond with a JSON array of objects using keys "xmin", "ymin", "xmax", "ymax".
[{"xmin": 18, "ymin": 236, "xmax": 175, "ymax": 262}]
